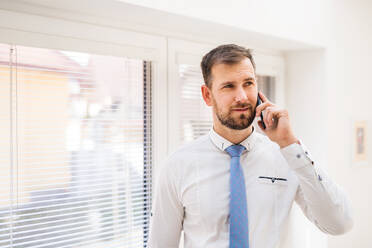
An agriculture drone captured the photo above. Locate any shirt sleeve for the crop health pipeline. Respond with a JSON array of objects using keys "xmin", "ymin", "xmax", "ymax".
[
  {"xmin": 280, "ymin": 142, "xmax": 354, "ymax": 235},
  {"xmin": 147, "ymin": 159, "xmax": 184, "ymax": 248}
]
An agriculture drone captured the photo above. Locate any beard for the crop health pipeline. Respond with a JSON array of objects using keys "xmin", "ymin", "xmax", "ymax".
[{"xmin": 213, "ymin": 99, "xmax": 256, "ymax": 130}]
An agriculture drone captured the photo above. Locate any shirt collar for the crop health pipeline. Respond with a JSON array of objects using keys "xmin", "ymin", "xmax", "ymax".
[{"xmin": 209, "ymin": 126, "xmax": 257, "ymax": 152}]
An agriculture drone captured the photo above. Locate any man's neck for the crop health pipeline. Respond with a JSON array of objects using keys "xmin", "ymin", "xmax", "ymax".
[{"xmin": 213, "ymin": 124, "xmax": 253, "ymax": 145}]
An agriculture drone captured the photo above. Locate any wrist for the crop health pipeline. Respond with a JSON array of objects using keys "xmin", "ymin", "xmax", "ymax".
[{"xmin": 279, "ymin": 137, "xmax": 299, "ymax": 149}]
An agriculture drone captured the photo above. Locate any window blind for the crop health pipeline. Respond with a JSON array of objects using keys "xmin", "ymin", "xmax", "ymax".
[
  {"xmin": 178, "ymin": 64, "xmax": 276, "ymax": 144},
  {"xmin": 0, "ymin": 44, "xmax": 152, "ymax": 248},
  {"xmin": 179, "ymin": 64, "xmax": 213, "ymax": 144}
]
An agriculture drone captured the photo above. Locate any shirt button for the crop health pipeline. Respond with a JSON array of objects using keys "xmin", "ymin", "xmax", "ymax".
[
  {"xmin": 318, "ymin": 175, "xmax": 322, "ymax": 181},
  {"xmin": 296, "ymin": 154, "xmax": 301, "ymax": 158},
  {"xmin": 305, "ymin": 151, "xmax": 309, "ymax": 155}
]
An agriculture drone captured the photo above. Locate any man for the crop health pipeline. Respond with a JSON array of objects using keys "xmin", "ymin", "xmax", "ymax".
[{"xmin": 148, "ymin": 44, "xmax": 353, "ymax": 248}]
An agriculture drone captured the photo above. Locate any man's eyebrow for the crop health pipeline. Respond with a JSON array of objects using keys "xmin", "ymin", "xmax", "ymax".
[
  {"xmin": 222, "ymin": 78, "xmax": 255, "ymax": 84},
  {"xmin": 244, "ymin": 77, "xmax": 255, "ymax": 81}
]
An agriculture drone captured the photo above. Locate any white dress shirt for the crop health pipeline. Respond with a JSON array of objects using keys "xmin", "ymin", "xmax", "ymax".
[{"xmin": 147, "ymin": 127, "xmax": 353, "ymax": 248}]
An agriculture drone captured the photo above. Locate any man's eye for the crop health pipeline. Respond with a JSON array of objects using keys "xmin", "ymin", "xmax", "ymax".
[
  {"xmin": 223, "ymin": 84, "xmax": 233, "ymax": 88},
  {"xmin": 244, "ymin": 81, "xmax": 253, "ymax": 86}
]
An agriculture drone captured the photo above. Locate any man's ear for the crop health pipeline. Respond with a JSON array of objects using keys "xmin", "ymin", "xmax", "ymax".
[{"xmin": 201, "ymin": 84, "xmax": 213, "ymax": 106}]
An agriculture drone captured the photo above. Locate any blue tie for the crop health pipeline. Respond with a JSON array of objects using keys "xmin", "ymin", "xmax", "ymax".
[{"xmin": 225, "ymin": 145, "xmax": 249, "ymax": 248}]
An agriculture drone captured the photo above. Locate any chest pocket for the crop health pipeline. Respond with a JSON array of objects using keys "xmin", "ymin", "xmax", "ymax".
[{"xmin": 254, "ymin": 174, "xmax": 290, "ymax": 226}]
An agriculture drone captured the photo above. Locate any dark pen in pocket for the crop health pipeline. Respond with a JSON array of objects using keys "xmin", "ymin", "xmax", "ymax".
[{"xmin": 259, "ymin": 176, "xmax": 287, "ymax": 183}]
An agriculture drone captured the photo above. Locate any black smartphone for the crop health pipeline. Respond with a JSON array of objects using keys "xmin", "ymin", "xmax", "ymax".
[{"xmin": 256, "ymin": 94, "xmax": 266, "ymax": 129}]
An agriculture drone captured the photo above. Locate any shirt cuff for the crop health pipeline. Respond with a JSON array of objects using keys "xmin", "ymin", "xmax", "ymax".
[{"xmin": 280, "ymin": 141, "xmax": 314, "ymax": 170}]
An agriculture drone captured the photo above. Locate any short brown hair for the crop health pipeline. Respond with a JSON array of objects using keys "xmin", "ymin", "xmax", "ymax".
[{"xmin": 200, "ymin": 44, "xmax": 256, "ymax": 88}]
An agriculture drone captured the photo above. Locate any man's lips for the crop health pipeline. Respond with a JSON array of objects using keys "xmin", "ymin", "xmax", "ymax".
[{"xmin": 232, "ymin": 107, "xmax": 249, "ymax": 112}]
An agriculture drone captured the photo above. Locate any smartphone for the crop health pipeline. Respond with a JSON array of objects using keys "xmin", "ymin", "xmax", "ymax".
[{"xmin": 256, "ymin": 94, "xmax": 266, "ymax": 129}]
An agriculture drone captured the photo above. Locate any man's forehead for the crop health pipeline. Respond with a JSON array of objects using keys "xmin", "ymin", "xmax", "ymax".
[{"xmin": 211, "ymin": 60, "xmax": 255, "ymax": 80}]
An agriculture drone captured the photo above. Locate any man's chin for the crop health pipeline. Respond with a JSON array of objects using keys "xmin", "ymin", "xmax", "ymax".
[
  {"xmin": 229, "ymin": 126, "xmax": 249, "ymax": 130},
  {"xmin": 216, "ymin": 112, "xmax": 253, "ymax": 130},
  {"xmin": 226, "ymin": 120, "xmax": 251, "ymax": 130}
]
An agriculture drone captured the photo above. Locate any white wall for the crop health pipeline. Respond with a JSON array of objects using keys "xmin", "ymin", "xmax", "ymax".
[
  {"xmin": 119, "ymin": 0, "xmax": 328, "ymax": 47},
  {"xmin": 325, "ymin": 1, "xmax": 372, "ymax": 247},
  {"xmin": 282, "ymin": 50, "xmax": 327, "ymax": 248}
]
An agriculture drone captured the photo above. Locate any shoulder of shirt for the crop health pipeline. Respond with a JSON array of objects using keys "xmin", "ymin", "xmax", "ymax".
[
  {"xmin": 159, "ymin": 133, "xmax": 212, "ymax": 174},
  {"xmin": 253, "ymin": 131, "xmax": 280, "ymax": 151},
  {"xmin": 167, "ymin": 133, "xmax": 210, "ymax": 161}
]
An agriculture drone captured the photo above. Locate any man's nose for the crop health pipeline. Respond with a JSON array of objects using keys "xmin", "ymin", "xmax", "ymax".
[{"xmin": 234, "ymin": 87, "xmax": 248, "ymax": 102}]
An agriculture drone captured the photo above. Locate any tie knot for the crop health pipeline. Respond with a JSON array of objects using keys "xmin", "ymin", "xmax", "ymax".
[{"xmin": 225, "ymin": 144, "xmax": 246, "ymax": 157}]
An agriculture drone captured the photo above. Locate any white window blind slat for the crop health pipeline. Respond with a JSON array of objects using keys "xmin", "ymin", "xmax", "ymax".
[
  {"xmin": 0, "ymin": 183, "xmax": 151, "ymax": 207},
  {"xmin": 0, "ymin": 200, "xmax": 150, "ymax": 225},
  {"xmin": 0, "ymin": 192, "xmax": 150, "ymax": 219},
  {"xmin": 0, "ymin": 208, "xmax": 149, "ymax": 237},
  {"xmin": 0, "ymin": 225, "xmax": 145, "ymax": 248},
  {"xmin": 7, "ymin": 157, "xmax": 151, "ymax": 169},
  {"xmin": 16, "ymin": 146, "xmax": 152, "ymax": 155},
  {"xmin": 4, "ymin": 204, "xmax": 149, "ymax": 229},
  {"xmin": 5, "ymin": 178, "xmax": 152, "ymax": 196},
  {"xmin": 0, "ymin": 183, "xmax": 152, "ymax": 204},
  {"xmin": 0, "ymin": 165, "xmax": 150, "ymax": 178}
]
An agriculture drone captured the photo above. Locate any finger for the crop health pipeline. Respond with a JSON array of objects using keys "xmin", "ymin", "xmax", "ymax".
[
  {"xmin": 269, "ymin": 108, "xmax": 284, "ymax": 127},
  {"xmin": 258, "ymin": 91, "xmax": 270, "ymax": 103},
  {"xmin": 265, "ymin": 107, "xmax": 273, "ymax": 127},
  {"xmin": 269, "ymin": 107, "xmax": 280, "ymax": 127},
  {"xmin": 266, "ymin": 107, "xmax": 277, "ymax": 127},
  {"xmin": 255, "ymin": 102, "xmax": 273, "ymax": 117}
]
